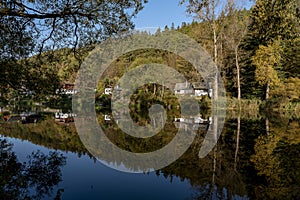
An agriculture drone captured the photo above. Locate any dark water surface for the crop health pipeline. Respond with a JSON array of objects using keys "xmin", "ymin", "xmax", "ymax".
[
  {"xmin": 3, "ymin": 136, "xmax": 192, "ymax": 200},
  {"xmin": 1, "ymin": 114, "xmax": 299, "ymax": 200}
]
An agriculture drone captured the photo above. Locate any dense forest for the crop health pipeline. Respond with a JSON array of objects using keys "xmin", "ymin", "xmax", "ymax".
[{"xmin": 0, "ymin": 0, "xmax": 299, "ymax": 111}]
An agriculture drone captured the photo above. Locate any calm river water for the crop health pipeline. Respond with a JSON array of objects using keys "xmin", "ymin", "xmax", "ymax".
[{"xmin": 0, "ymin": 112, "xmax": 299, "ymax": 200}]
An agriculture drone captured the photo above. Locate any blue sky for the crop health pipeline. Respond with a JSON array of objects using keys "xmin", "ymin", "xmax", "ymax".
[
  {"xmin": 133, "ymin": 0, "xmax": 193, "ymax": 31},
  {"xmin": 133, "ymin": 0, "xmax": 254, "ymax": 32}
]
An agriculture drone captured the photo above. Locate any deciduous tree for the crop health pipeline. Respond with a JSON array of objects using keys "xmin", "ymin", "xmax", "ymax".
[{"xmin": 251, "ymin": 40, "xmax": 282, "ymax": 100}]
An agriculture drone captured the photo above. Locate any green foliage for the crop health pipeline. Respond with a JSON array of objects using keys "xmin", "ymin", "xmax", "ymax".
[
  {"xmin": 0, "ymin": 0, "xmax": 148, "ymax": 52},
  {"xmin": 252, "ymin": 40, "xmax": 282, "ymax": 87},
  {"xmin": 242, "ymin": 0, "xmax": 300, "ymax": 99},
  {"xmin": 129, "ymin": 56, "xmax": 166, "ymax": 69},
  {"xmin": 96, "ymin": 45, "xmax": 203, "ymax": 95},
  {"xmin": 0, "ymin": 0, "xmax": 148, "ymax": 96},
  {"xmin": 271, "ymin": 77, "xmax": 300, "ymax": 100},
  {"xmin": 284, "ymin": 77, "xmax": 300, "ymax": 99},
  {"xmin": 227, "ymin": 98, "xmax": 262, "ymax": 111},
  {"xmin": 1, "ymin": 0, "xmax": 299, "ymax": 104},
  {"xmin": 282, "ymin": 37, "xmax": 300, "ymax": 78},
  {"xmin": 245, "ymin": 0, "xmax": 299, "ymax": 51},
  {"xmin": 0, "ymin": 15, "xmax": 34, "ymax": 93}
]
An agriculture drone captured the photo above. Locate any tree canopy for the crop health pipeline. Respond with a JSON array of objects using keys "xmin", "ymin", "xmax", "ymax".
[
  {"xmin": 0, "ymin": 0, "xmax": 148, "ymax": 96},
  {"xmin": 0, "ymin": 0, "xmax": 148, "ymax": 53},
  {"xmin": 252, "ymin": 40, "xmax": 282, "ymax": 99}
]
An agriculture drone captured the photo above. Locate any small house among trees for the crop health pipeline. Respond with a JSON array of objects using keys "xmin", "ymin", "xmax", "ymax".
[
  {"xmin": 192, "ymin": 82, "xmax": 212, "ymax": 97},
  {"xmin": 174, "ymin": 81, "xmax": 194, "ymax": 95}
]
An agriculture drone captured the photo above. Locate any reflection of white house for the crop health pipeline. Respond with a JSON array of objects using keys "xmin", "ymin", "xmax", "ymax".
[
  {"xmin": 104, "ymin": 88, "xmax": 112, "ymax": 95},
  {"xmin": 174, "ymin": 116, "xmax": 211, "ymax": 131},
  {"xmin": 174, "ymin": 117, "xmax": 193, "ymax": 124},
  {"xmin": 54, "ymin": 112, "xmax": 75, "ymax": 124},
  {"xmin": 175, "ymin": 116, "xmax": 210, "ymax": 124}
]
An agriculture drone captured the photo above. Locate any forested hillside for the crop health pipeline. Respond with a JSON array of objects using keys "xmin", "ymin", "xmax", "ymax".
[{"xmin": 1, "ymin": 0, "xmax": 299, "ymax": 110}]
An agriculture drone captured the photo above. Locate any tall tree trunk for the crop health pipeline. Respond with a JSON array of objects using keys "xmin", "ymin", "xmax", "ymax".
[
  {"xmin": 266, "ymin": 118, "xmax": 270, "ymax": 136},
  {"xmin": 235, "ymin": 46, "xmax": 241, "ymax": 107},
  {"xmin": 211, "ymin": 0, "xmax": 218, "ymax": 101},
  {"xmin": 161, "ymin": 82, "xmax": 165, "ymax": 100},
  {"xmin": 266, "ymin": 80, "xmax": 270, "ymax": 100},
  {"xmin": 213, "ymin": 22, "xmax": 218, "ymax": 101}
]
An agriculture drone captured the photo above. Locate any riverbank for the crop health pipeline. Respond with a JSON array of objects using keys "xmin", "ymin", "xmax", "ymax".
[{"xmin": 226, "ymin": 98, "xmax": 300, "ymax": 119}]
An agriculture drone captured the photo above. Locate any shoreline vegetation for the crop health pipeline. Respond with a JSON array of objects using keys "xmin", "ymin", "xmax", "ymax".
[
  {"xmin": 1, "ymin": 95, "xmax": 300, "ymax": 120},
  {"xmin": 226, "ymin": 98, "xmax": 300, "ymax": 118}
]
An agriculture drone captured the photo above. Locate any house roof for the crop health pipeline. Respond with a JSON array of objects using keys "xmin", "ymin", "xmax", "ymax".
[
  {"xmin": 192, "ymin": 82, "xmax": 207, "ymax": 90},
  {"xmin": 174, "ymin": 82, "xmax": 193, "ymax": 91}
]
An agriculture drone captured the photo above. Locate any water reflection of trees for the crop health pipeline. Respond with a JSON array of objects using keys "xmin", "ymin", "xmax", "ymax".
[
  {"xmin": 251, "ymin": 116, "xmax": 300, "ymax": 199},
  {"xmin": 0, "ymin": 119, "xmax": 91, "ymax": 158},
  {"xmin": 156, "ymin": 119, "xmax": 251, "ymax": 199},
  {"xmin": 96, "ymin": 113, "xmax": 252, "ymax": 198},
  {"xmin": 82, "ymin": 112, "xmax": 300, "ymax": 199},
  {"xmin": 1, "ymin": 114, "xmax": 299, "ymax": 199},
  {"xmin": 0, "ymin": 139, "xmax": 66, "ymax": 200},
  {"xmin": 156, "ymin": 116, "xmax": 300, "ymax": 200}
]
